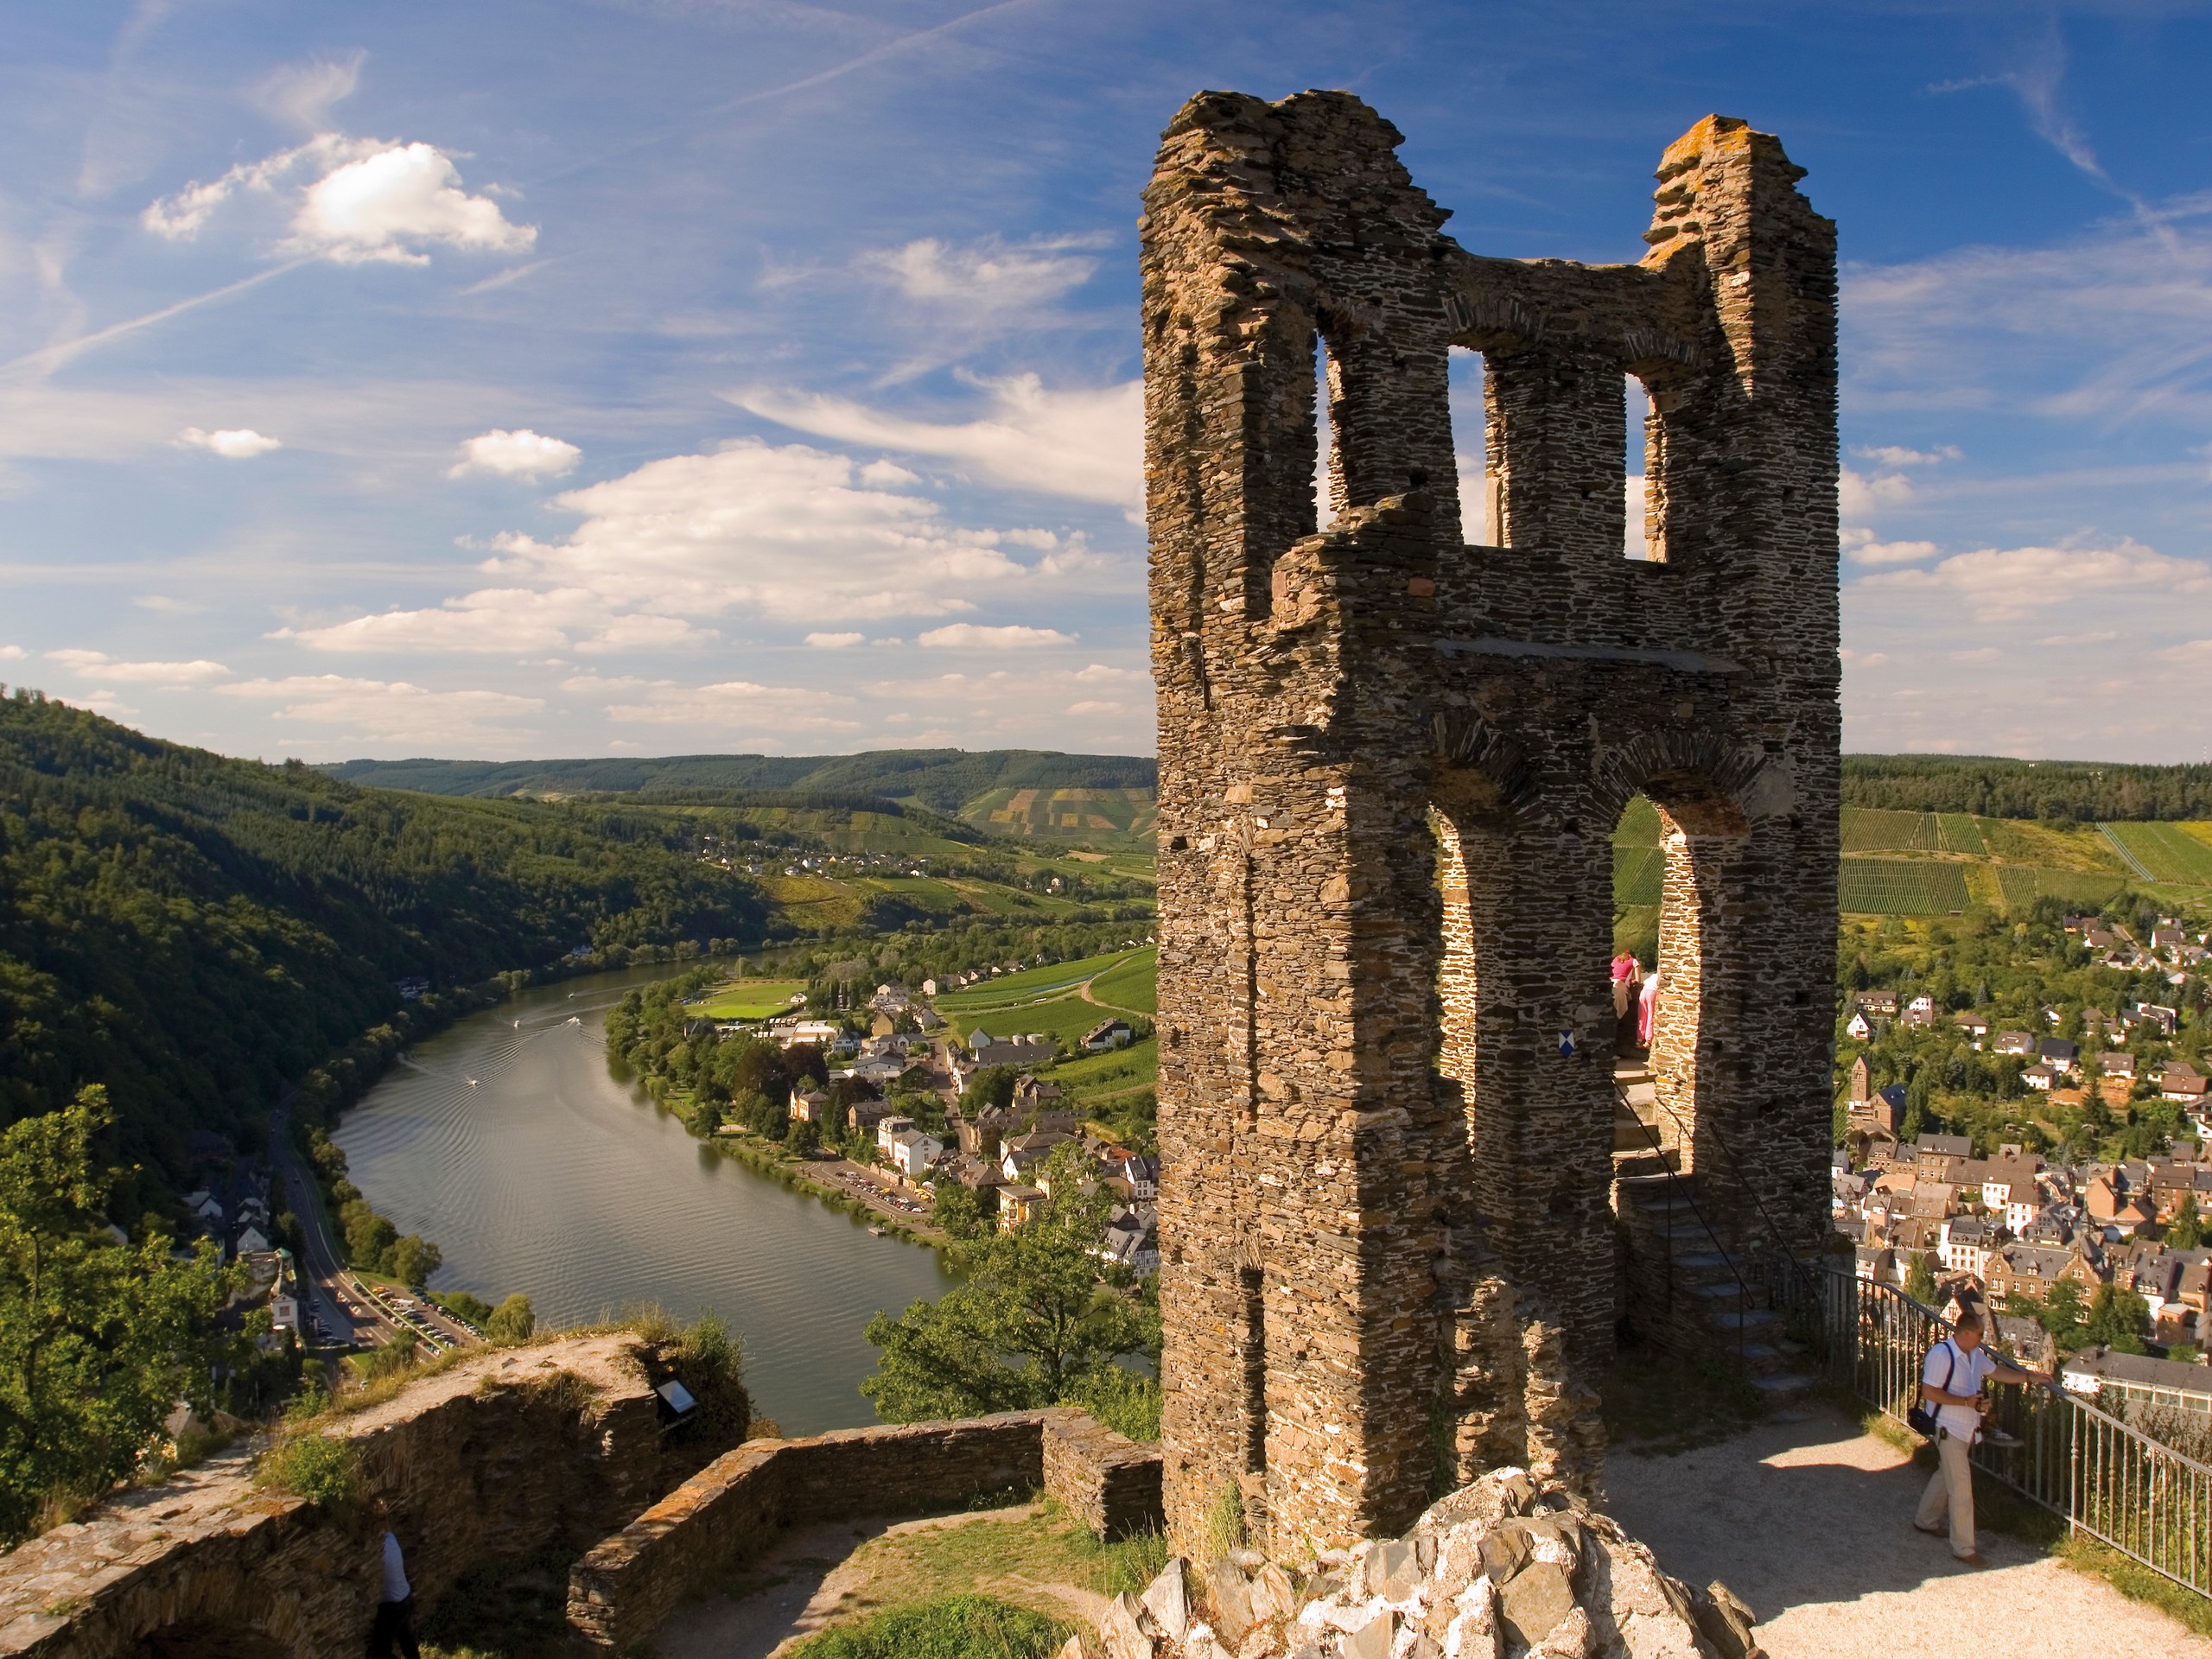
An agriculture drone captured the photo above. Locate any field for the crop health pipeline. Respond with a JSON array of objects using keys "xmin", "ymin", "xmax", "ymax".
[
  {"xmin": 934, "ymin": 950, "xmax": 1146, "ymax": 1009},
  {"xmin": 690, "ymin": 979, "xmax": 808, "ymax": 1020},
  {"xmin": 1599, "ymin": 799, "xmax": 2208, "ymax": 918},
  {"xmin": 966, "ymin": 786, "xmax": 1158, "ymax": 849},
  {"xmin": 1087, "ymin": 948, "xmax": 1157, "ymax": 1014},
  {"xmin": 1835, "ymin": 858, "xmax": 1974, "ymax": 915},
  {"xmin": 2101, "ymin": 821, "xmax": 2212, "ymax": 886},
  {"xmin": 932, "ymin": 947, "xmax": 1154, "ymax": 1049}
]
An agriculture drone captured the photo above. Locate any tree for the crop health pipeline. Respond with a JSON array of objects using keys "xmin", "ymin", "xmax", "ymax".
[
  {"xmin": 485, "ymin": 1294, "xmax": 536, "ymax": 1344},
  {"xmin": 1904, "ymin": 1251, "xmax": 1938, "ymax": 1306},
  {"xmin": 2170, "ymin": 1195, "xmax": 2206, "ymax": 1251},
  {"xmin": 387, "ymin": 1235, "xmax": 442, "ymax": 1290},
  {"xmin": 863, "ymin": 1146, "xmax": 1149, "ymax": 1423},
  {"xmin": 0, "ymin": 1087, "xmax": 241, "ymax": 1539},
  {"xmin": 2084, "ymin": 1283, "xmax": 2151, "ymax": 1355},
  {"xmin": 930, "ymin": 1181, "xmax": 988, "ymax": 1242},
  {"xmin": 2039, "ymin": 1278, "xmax": 2088, "ymax": 1349}
]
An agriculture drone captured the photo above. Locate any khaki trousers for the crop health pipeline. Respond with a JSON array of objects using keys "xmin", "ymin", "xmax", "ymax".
[{"xmin": 1915, "ymin": 1427, "xmax": 1976, "ymax": 1558}]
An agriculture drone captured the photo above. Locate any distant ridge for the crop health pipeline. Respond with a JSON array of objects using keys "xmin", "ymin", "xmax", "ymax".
[
  {"xmin": 316, "ymin": 749, "xmax": 1159, "ymax": 814},
  {"xmin": 1840, "ymin": 754, "xmax": 2212, "ymax": 822}
]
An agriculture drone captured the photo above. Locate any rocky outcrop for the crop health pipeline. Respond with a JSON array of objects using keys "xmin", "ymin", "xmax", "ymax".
[{"xmin": 1073, "ymin": 1469, "xmax": 1764, "ymax": 1659}]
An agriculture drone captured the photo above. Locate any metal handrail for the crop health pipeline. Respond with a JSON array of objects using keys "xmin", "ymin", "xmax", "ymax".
[
  {"xmin": 1641, "ymin": 1086, "xmax": 1821, "ymax": 1306},
  {"xmin": 1618, "ymin": 1084, "xmax": 1751, "ymax": 1368},
  {"xmin": 1802, "ymin": 1262, "xmax": 2212, "ymax": 1599}
]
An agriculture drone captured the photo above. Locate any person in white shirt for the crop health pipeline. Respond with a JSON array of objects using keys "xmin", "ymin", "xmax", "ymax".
[
  {"xmin": 1913, "ymin": 1306, "xmax": 2036, "ymax": 1565},
  {"xmin": 370, "ymin": 1501, "xmax": 421, "ymax": 1659}
]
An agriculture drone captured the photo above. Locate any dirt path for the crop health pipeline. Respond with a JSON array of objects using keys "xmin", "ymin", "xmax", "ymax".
[{"xmin": 1605, "ymin": 1403, "xmax": 2210, "ymax": 1659}]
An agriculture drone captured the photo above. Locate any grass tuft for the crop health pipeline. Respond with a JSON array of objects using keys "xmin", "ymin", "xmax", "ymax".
[
  {"xmin": 257, "ymin": 1430, "xmax": 359, "ymax": 1506},
  {"xmin": 785, "ymin": 1593, "xmax": 1068, "ymax": 1659}
]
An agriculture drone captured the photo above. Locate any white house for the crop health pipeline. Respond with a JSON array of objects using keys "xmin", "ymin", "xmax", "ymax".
[
  {"xmin": 1845, "ymin": 1011, "xmax": 1873, "ymax": 1042},
  {"xmin": 891, "ymin": 1129, "xmax": 944, "ymax": 1179},
  {"xmin": 1083, "ymin": 1018, "xmax": 1135, "ymax": 1053},
  {"xmin": 875, "ymin": 1115, "xmax": 917, "ymax": 1156}
]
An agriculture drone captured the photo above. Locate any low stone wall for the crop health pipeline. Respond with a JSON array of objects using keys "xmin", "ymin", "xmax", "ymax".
[
  {"xmin": 1045, "ymin": 1412, "xmax": 1164, "ymax": 1541},
  {"xmin": 0, "ymin": 1334, "xmax": 714, "ymax": 1658},
  {"xmin": 566, "ymin": 1408, "xmax": 1165, "ymax": 1650}
]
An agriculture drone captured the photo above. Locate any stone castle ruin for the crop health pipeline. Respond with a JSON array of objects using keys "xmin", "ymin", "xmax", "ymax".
[
  {"xmin": 1144, "ymin": 93, "xmax": 1840, "ymax": 1560},
  {"xmin": 0, "ymin": 90, "xmax": 1833, "ymax": 1659}
]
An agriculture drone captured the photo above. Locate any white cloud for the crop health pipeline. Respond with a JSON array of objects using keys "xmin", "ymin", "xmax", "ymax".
[
  {"xmin": 1844, "ymin": 210, "xmax": 2212, "ymax": 424},
  {"xmin": 276, "ymin": 587, "xmax": 709, "ymax": 657},
  {"xmin": 858, "ymin": 235, "xmax": 1102, "ymax": 315},
  {"xmin": 144, "ymin": 135, "xmax": 533, "ymax": 267},
  {"xmin": 918, "ymin": 623, "xmax": 1076, "ymax": 648},
  {"xmin": 806, "ymin": 631, "xmax": 865, "ymax": 648},
  {"xmin": 217, "ymin": 674, "xmax": 543, "ymax": 743},
  {"xmin": 583, "ymin": 676, "xmax": 861, "ymax": 734},
  {"xmin": 1949, "ymin": 647, "xmax": 2002, "ymax": 663},
  {"xmin": 284, "ymin": 438, "xmax": 1099, "ymax": 657},
  {"xmin": 1839, "ymin": 467, "xmax": 1916, "ymax": 518},
  {"xmin": 45, "ymin": 648, "xmax": 229, "ymax": 684},
  {"xmin": 0, "ymin": 645, "xmax": 25, "ymax": 661},
  {"xmin": 292, "ymin": 143, "xmax": 535, "ymax": 266},
  {"xmin": 1067, "ymin": 699, "xmax": 1122, "ymax": 715},
  {"xmin": 1857, "ymin": 537, "xmax": 2209, "ymax": 621},
  {"xmin": 177, "ymin": 425, "xmax": 282, "ymax": 458},
  {"xmin": 256, "ymin": 52, "xmax": 365, "ymax": 131},
  {"xmin": 448, "ymin": 428, "xmax": 581, "ymax": 480},
  {"xmin": 734, "ymin": 375, "xmax": 1143, "ymax": 508},
  {"xmin": 1841, "ymin": 528, "xmax": 1941, "ymax": 567},
  {"xmin": 1854, "ymin": 444, "xmax": 1961, "ymax": 467}
]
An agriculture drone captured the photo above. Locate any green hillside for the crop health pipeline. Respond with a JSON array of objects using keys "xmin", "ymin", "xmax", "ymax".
[
  {"xmin": 0, "ymin": 692, "xmax": 768, "ymax": 1173},
  {"xmin": 318, "ymin": 748, "xmax": 1157, "ymax": 815}
]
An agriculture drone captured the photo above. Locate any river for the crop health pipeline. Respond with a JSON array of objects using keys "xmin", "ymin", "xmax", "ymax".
[{"xmin": 331, "ymin": 964, "xmax": 955, "ymax": 1435}]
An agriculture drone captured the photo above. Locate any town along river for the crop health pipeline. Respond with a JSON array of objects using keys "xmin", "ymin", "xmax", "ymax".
[{"xmin": 332, "ymin": 965, "xmax": 954, "ymax": 1435}]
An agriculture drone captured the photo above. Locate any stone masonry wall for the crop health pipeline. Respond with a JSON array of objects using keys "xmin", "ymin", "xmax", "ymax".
[
  {"xmin": 1144, "ymin": 93, "xmax": 1839, "ymax": 1561},
  {"xmin": 565, "ymin": 1408, "xmax": 1164, "ymax": 1650},
  {"xmin": 0, "ymin": 1334, "xmax": 702, "ymax": 1658}
]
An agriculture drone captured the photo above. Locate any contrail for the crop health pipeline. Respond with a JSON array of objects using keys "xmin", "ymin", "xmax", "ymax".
[
  {"xmin": 537, "ymin": 0, "xmax": 1040, "ymax": 186},
  {"xmin": 0, "ymin": 257, "xmax": 314, "ymax": 381}
]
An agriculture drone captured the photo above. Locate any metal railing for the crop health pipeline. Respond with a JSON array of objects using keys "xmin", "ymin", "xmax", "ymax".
[
  {"xmin": 1616, "ymin": 1085, "xmax": 1751, "ymax": 1368},
  {"xmin": 1772, "ymin": 1260, "xmax": 2212, "ymax": 1599}
]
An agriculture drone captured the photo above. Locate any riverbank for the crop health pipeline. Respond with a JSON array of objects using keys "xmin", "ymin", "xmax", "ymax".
[
  {"xmin": 332, "ymin": 966, "xmax": 953, "ymax": 1436},
  {"xmin": 698, "ymin": 1126, "xmax": 951, "ymax": 1249}
]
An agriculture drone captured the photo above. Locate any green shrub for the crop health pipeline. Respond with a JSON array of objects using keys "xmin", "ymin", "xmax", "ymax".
[
  {"xmin": 786, "ymin": 1595, "xmax": 1068, "ymax": 1659},
  {"xmin": 1058, "ymin": 1366, "xmax": 1160, "ymax": 1443},
  {"xmin": 259, "ymin": 1432, "xmax": 359, "ymax": 1506}
]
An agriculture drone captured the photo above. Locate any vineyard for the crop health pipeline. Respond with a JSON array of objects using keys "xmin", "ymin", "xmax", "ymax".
[{"xmin": 1604, "ymin": 801, "xmax": 2209, "ymax": 918}]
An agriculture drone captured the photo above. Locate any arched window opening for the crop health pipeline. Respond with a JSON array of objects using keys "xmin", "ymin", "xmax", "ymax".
[
  {"xmin": 1449, "ymin": 346, "xmax": 1490, "ymax": 545},
  {"xmin": 1610, "ymin": 793, "xmax": 1675, "ymax": 1165},
  {"xmin": 1624, "ymin": 376, "xmax": 1656, "ymax": 561},
  {"xmin": 1309, "ymin": 345, "xmax": 1327, "ymax": 532}
]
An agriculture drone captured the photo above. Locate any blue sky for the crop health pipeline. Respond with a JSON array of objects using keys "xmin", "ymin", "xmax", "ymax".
[{"xmin": 2, "ymin": 2, "xmax": 2209, "ymax": 763}]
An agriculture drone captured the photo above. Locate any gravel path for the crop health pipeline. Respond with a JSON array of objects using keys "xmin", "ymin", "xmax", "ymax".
[{"xmin": 1605, "ymin": 1403, "xmax": 2211, "ymax": 1658}]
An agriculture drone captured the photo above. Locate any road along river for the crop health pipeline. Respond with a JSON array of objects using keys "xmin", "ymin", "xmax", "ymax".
[{"xmin": 332, "ymin": 965, "xmax": 954, "ymax": 1436}]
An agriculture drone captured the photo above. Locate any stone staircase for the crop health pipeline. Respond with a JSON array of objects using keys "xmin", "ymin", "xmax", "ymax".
[{"xmin": 1612, "ymin": 1060, "xmax": 1816, "ymax": 1402}]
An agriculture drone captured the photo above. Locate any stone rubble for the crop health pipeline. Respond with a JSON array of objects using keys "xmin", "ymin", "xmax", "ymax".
[{"xmin": 1062, "ymin": 1470, "xmax": 1764, "ymax": 1659}]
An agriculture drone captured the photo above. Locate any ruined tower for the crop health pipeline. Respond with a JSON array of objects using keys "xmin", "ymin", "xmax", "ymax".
[{"xmin": 1143, "ymin": 95, "xmax": 1840, "ymax": 1559}]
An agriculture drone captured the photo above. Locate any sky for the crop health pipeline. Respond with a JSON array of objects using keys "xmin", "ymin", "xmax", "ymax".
[{"xmin": 1, "ymin": 2, "xmax": 2209, "ymax": 765}]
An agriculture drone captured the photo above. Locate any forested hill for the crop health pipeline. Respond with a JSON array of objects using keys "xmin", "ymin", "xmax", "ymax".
[
  {"xmin": 1841, "ymin": 755, "xmax": 2212, "ymax": 822},
  {"xmin": 318, "ymin": 747, "xmax": 1159, "ymax": 812},
  {"xmin": 0, "ymin": 691, "xmax": 766, "ymax": 1170}
]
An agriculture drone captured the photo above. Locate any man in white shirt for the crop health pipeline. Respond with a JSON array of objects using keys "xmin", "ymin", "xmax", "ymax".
[
  {"xmin": 1913, "ymin": 1306, "xmax": 2036, "ymax": 1565},
  {"xmin": 370, "ymin": 1500, "xmax": 421, "ymax": 1659}
]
